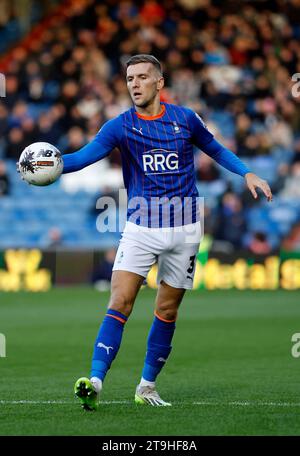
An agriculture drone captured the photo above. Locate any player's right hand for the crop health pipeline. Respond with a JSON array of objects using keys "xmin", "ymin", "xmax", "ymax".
[{"xmin": 16, "ymin": 161, "xmax": 24, "ymax": 179}]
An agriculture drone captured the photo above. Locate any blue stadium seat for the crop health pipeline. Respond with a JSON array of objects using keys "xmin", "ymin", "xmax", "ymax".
[{"xmin": 248, "ymin": 156, "xmax": 278, "ymax": 185}]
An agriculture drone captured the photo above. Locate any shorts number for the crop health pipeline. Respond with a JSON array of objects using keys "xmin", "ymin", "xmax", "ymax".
[{"xmin": 187, "ymin": 255, "xmax": 196, "ymax": 274}]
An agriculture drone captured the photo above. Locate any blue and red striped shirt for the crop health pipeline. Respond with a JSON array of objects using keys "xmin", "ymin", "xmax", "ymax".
[{"xmin": 62, "ymin": 102, "xmax": 250, "ymax": 227}]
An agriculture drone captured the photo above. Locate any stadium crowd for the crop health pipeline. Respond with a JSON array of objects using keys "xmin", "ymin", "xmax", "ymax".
[{"xmin": 0, "ymin": 0, "xmax": 300, "ymax": 252}]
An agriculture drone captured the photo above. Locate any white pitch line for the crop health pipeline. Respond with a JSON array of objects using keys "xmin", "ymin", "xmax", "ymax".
[
  {"xmin": 0, "ymin": 400, "xmax": 130, "ymax": 405},
  {"xmin": 193, "ymin": 401, "xmax": 300, "ymax": 407},
  {"xmin": 1, "ymin": 400, "xmax": 300, "ymax": 407},
  {"xmin": 0, "ymin": 400, "xmax": 71, "ymax": 405}
]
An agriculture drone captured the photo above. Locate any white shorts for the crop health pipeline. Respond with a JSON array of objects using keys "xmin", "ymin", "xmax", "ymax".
[{"xmin": 113, "ymin": 221, "xmax": 201, "ymax": 289}]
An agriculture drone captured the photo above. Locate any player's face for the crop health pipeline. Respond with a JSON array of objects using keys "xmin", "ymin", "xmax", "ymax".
[{"xmin": 126, "ymin": 62, "xmax": 164, "ymax": 108}]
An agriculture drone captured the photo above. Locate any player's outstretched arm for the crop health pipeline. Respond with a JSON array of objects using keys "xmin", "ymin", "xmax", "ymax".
[
  {"xmin": 245, "ymin": 172, "xmax": 273, "ymax": 202},
  {"xmin": 62, "ymin": 139, "xmax": 111, "ymax": 174},
  {"xmin": 188, "ymin": 110, "xmax": 273, "ymax": 203},
  {"xmin": 199, "ymin": 137, "xmax": 273, "ymax": 202},
  {"xmin": 62, "ymin": 117, "xmax": 121, "ymax": 174}
]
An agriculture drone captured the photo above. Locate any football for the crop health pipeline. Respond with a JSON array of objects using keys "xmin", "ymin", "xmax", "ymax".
[{"xmin": 19, "ymin": 142, "xmax": 63, "ymax": 186}]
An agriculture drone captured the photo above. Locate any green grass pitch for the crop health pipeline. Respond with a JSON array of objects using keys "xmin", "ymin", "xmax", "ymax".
[{"xmin": 0, "ymin": 287, "xmax": 299, "ymax": 436}]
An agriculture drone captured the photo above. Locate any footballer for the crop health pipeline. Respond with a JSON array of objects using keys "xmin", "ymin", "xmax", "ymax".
[{"xmin": 61, "ymin": 55, "xmax": 272, "ymax": 409}]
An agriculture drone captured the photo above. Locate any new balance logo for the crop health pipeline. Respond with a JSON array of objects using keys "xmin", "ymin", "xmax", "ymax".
[
  {"xmin": 157, "ymin": 357, "xmax": 167, "ymax": 363},
  {"xmin": 97, "ymin": 342, "xmax": 114, "ymax": 355},
  {"xmin": 132, "ymin": 126, "xmax": 143, "ymax": 135}
]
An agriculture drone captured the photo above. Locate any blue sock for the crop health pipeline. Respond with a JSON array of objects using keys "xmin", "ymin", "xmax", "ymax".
[
  {"xmin": 142, "ymin": 313, "xmax": 176, "ymax": 382},
  {"xmin": 91, "ymin": 309, "xmax": 127, "ymax": 382}
]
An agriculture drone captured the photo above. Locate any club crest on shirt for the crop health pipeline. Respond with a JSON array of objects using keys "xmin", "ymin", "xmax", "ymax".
[{"xmin": 172, "ymin": 121, "xmax": 181, "ymax": 133}]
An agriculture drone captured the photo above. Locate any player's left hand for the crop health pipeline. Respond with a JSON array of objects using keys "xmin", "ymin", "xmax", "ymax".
[
  {"xmin": 245, "ymin": 172, "xmax": 273, "ymax": 202},
  {"xmin": 16, "ymin": 161, "xmax": 27, "ymax": 181}
]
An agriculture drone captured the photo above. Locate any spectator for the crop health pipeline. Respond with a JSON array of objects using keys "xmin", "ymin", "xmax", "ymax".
[
  {"xmin": 0, "ymin": 0, "xmax": 300, "ymax": 252},
  {"xmin": 63, "ymin": 126, "xmax": 86, "ymax": 155},
  {"xmin": 43, "ymin": 227, "xmax": 63, "ymax": 249},
  {"xmin": 280, "ymin": 162, "xmax": 300, "ymax": 198},
  {"xmin": 247, "ymin": 231, "xmax": 272, "ymax": 255},
  {"xmin": 0, "ymin": 103, "xmax": 9, "ymax": 137},
  {"xmin": 36, "ymin": 113, "xmax": 61, "ymax": 144},
  {"xmin": 215, "ymin": 192, "xmax": 246, "ymax": 249},
  {"xmin": 235, "ymin": 113, "xmax": 252, "ymax": 156},
  {"xmin": 21, "ymin": 116, "xmax": 37, "ymax": 145},
  {"xmin": 91, "ymin": 248, "xmax": 116, "ymax": 291},
  {"xmin": 291, "ymin": 139, "xmax": 300, "ymax": 164},
  {"xmin": 5, "ymin": 127, "xmax": 28, "ymax": 159},
  {"xmin": 195, "ymin": 153, "xmax": 221, "ymax": 182},
  {"xmin": 281, "ymin": 223, "xmax": 300, "ymax": 252},
  {"xmin": 0, "ymin": 160, "xmax": 10, "ymax": 196},
  {"xmin": 4, "ymin": 75, "xmax": 20, "ymax": 109}
]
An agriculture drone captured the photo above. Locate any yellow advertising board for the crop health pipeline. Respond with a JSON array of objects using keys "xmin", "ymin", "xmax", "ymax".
[{"xmin": 0, "ymin": 249, "xmax": 51, "ymax": 292}]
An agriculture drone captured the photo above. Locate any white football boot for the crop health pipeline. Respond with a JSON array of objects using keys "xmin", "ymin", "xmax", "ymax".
[{"xmin": 135, "ymin": 384, "xmax": 172, "ymax": 406}]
